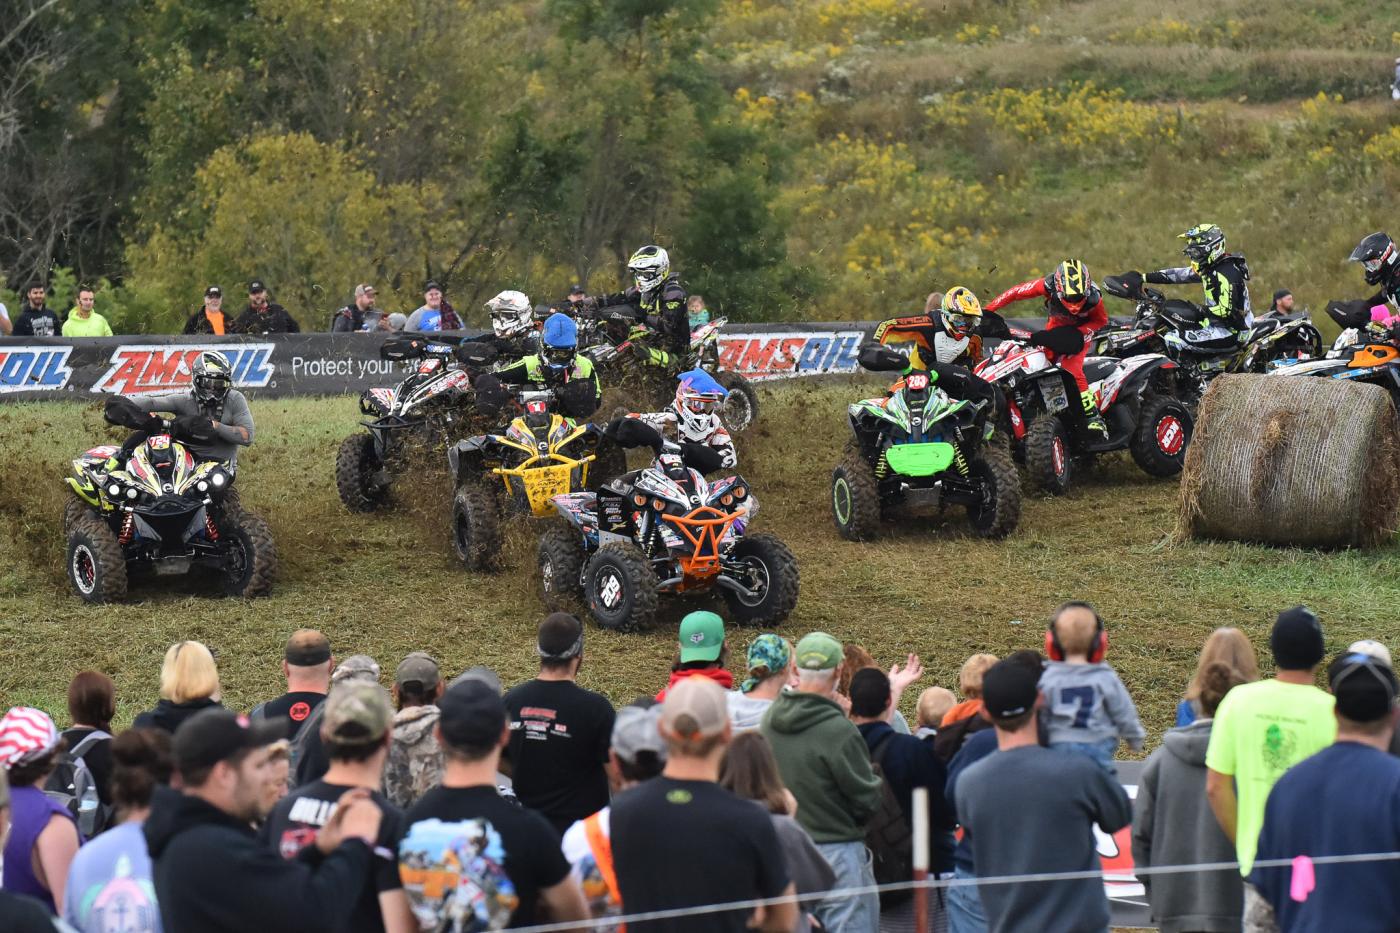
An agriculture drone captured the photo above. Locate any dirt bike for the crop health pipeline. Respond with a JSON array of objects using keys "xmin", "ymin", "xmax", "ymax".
[
  {"xmin": 446, "ymin": 384, "xmax": 626, "ymax": 570},
  {"xmin": 974, "ymin": 326, "xmax": 1194, "ymax": 495},
  {"xmin": 335, "ymin": 335, "xmax": 487, "ymax": 513},
  {"xmin": 63, "ymin": 399, "xmax": 277, "ymax": 603},
  {"xmin": 831, "ymin": 345, "xmax": 1020, "ymax": 540},
  {"xmin": 1266, "ymin": 300, "xmax": 1400, "ymax": 411},
  {"xmin": 537, "ymin": 419, "xmax": 798, "ymax": 632},
  {"xmin": 581, "ymin": 308, "xmax": 760, "ymax": 432}
]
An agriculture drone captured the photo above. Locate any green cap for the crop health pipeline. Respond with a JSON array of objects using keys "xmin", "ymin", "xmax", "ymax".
[
  {"xmin": 678, "ymin": 611, "xmax": 725, "ymax": 664},
  {"xmin": 794, "ymin": 632, "xmax": 843, "ymax": 671}
]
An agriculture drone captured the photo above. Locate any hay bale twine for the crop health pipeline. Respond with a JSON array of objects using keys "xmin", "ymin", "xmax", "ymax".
[{"xmin": 1177, "ymin": 374, "xmax": 1400, "ymax": 548}]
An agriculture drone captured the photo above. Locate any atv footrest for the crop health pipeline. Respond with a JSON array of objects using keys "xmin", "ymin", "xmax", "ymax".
[{"xmin": 1082, "ymin": 430, "xmax": 1130, "ymax": 453}]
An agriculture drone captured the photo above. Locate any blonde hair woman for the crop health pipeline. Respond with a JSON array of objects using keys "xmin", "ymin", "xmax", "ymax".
[
  {"xmin": 1176, "ymin": 627, "xmax": 1259, "ymax": 726},
  {"xmin": 132, "ymin": 641, "xmax": 224, "ymax": 734}
]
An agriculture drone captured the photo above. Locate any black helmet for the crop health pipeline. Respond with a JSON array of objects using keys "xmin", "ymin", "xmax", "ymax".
[
  {"xmin": 191, "ymin": 350, "xmax": 233, "ymax": 408},
  {"xmin": 1350, "ymin": 232, "xmax": 1398, "ymax": 287}
]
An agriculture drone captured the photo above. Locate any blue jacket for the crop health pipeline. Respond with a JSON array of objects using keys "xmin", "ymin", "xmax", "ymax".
[{"xmin": 858, "ymin": 721, "xmax": 957, "ymax": 872}]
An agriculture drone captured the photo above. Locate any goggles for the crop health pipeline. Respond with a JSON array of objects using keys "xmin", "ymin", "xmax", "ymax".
[
  {"xmin": 543, "ymin": 344, "xmax": 575, "ymax": 367},
  {"xmin": 681, "ymin": 395, "xmax": 724, "ymax": 413},
  {"xmin": 1362, "ymin": 257, "xmax": 1386, "ymax": 274}
]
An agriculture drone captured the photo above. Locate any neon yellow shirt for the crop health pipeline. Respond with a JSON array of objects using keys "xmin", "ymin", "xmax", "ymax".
[
  {"xmin": 62, "ymin": 311, "xmax": 113, "ymax": 337},
  {"xmin": 1204, "ymin": 678, "xmax": 1335, "ymax": 874}
]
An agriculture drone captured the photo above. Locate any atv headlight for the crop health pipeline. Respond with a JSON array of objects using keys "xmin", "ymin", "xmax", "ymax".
[
  {"xmin": 211, "ymin": 471, "xmax": 227, "ymax": 488},
  {"xmin": 126, "ymin": 488, "xmax": 138, "ymax": 500},
  {"xmin": 197, "ymin": 480, "xmax": 209, "ymax": 493},
  {"xmin": 108, "ymin": 484, "xmax": 121, "ymax": 497}
]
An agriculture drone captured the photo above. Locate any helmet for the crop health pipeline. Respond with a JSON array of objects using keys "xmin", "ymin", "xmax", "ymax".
[
  {"xmin": 1179, "ymin": 223, "xmax": 1226, "ymax": 268},
  {"xmin": 1051, "ymin": 259, "xmax": 1097, "ymax": 314},
  {"xmin": 191, "ymin": 350, "xmax": 233, "ymax": 408},
  {"xmin": 1350, "ymin": 232, "xmax": 1398, "ymax": 287},
  {"xmin": 939, "ymin": 286, "xmax": 983, "ymax": 338},
  {"xmin": 674, "ymin": 369, "xmax": 728, "ymax": 443},
  {"xmin": 627, "ymin": 245, "xmax": 670, "ymax": 297},
  {"xmin": 539, "ymin": 312, "xmax": 578, "ymax": 374},
  {"xmin": 484, "ymin": 290, "xmax": 533, "ymax": 339}
]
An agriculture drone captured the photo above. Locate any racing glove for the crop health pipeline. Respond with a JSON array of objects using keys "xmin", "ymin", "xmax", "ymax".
[{"xmin": 172, "ymin": 414, "xmax": 217, "ymax": 443}]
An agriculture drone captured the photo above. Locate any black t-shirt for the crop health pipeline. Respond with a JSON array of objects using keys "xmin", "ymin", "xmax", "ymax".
[
  {"xmin": 61, "ymin": 727, "xmax": 114, "ymax": 807},
  {"xmin": 611, "ymin": 777, "xmax": 790, "ymax": 933},
  {"xmin": 257, "ymin": 691, "xmax": 326, "ymax": 741},
  {"xmin": 399, "ymin": 784, "xmax": 570, "ymax": 930},
  {"xmin": 13, "ymin": 308, "xmax": 61, "ymax": 337},
  {"xmin": 259, "ymin": 780, "xmax": 406, "ymax": 933},
  {"xmin": 503, "ymin": 679, "xmax": 615, "ymax": 832},
  {"xmin": 0, "ymin": 889, "xmax": 62, "ymax": 932}
]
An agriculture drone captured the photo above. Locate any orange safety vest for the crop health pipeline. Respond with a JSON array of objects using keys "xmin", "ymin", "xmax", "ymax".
[{"xmin": 584, "ymin": 811, "xmax": 625, "ymax": 932}]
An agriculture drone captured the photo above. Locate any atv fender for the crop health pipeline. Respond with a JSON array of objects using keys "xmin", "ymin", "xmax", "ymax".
[
  {"xmin": 447, "ymin": 436, "xmax": 495, "ymax": 482},
  {"xmin": 1109, "ymin": 356, "xmax": 1179, "ymax": 407}
]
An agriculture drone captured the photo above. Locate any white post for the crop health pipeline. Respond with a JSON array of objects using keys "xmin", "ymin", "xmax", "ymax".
[{"xmin": 913, "ymin": 787, "xmax": 930, "ymax": 933}]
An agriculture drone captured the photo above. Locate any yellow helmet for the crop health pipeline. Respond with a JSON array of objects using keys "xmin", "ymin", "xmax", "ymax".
[{"xmin": 940, "ymin": 286, "xmax": 982, "ymax": 338}]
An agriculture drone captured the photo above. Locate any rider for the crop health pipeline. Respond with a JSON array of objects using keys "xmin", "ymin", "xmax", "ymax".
[
  {"xmin": 115, "ymin": 350, "xmax": 255, "ymax": 469},
  {"xmin": 633, "ymin": 369, "xmax": 737, "ymax": 470},
  {"xmin": 1123, "ymin": 223, "xmax": 1251, "ymax": 350},
  {"xmin": 489, "ymin": 312, "xmax": 602, "ymax": 421},
  {"xmin": 1347, "ymin": 232, "xmax": 1400, "ymax": 325},
  {"xmin": 463, "ymin": 290, "xmax": 538, "ymax": 359},
  {"xmin": 984, "ymin": 260, "xmax": 1110, "ymax": 434},
  {"xmin": 874, "ymin": 286, "xmax": 988, "ymax": 369},
  {"xmin": 595, "ymin": 245, "xmax": 690, "ymax": 368}
]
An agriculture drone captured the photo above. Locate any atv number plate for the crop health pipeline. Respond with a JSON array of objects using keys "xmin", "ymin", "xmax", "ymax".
[
  {"xmin": 1039, "ymin": 380, "xmax": 1070, "ymax": 412},
  {"xmin": 906, "ymin": 373, "xmax": 930, "ymax": 390}
]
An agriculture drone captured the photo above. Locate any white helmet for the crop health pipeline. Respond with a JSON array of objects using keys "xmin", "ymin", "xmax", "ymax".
[
  {"xmin": 674, "ymin": 369, "xmax": 727, "ymax": 443},
  {"xmin": 627, "ymin": 245, "xmax": 670, "ymax": 298},
  {"xmin": 484, "ymin": 290, "xmax": 532, "ymax": 339}
]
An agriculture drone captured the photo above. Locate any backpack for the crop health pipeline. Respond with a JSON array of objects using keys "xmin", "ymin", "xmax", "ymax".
[
  {"xmin": 864, "ymin": 732, "xmax": 915, "ymax": 907},
  {"xmin": 44, "ymin": 730, "xmax": 111, "ymax": 838}
]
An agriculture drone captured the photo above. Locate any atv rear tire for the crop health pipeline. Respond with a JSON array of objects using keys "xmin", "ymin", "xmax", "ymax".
[
  {"xmin": 451, "ymin": 483, "xmax": 501, "ymax": 571},
  {"xmin": 1025, "ymin": 415, "xmax": 1073, "ymax": 495},
  {"xmin": 722, "ymin": 532, "xmax": 800, "ymax": 626},
  {"xmin": 584, "ymin": 543, "xmax": 658, "ymax": 632},
  {"xmin": 716, "ymin": 371, "xmax": 759, "ymax": 433},
  {"xmin": 222, "ymin": 510, "xmax": 278, "ymax": 598},
  {"xmin": 831, "ymin": 449, "xmax": 881, "ymax": 541},
  {"xmin": 67, "ymin": 511, "xmax": 127, "ymax": 603},
  {"xmin": 538, "ymin": 522, "xmax": 587, "ymax": 609},
  {"xmin": 1130, "ymin": 394, "xmax": 1193, "ymax": 478},
  {"xmin": 336, "ymin": 433, "xmax": 388, "ymax": 513},
  {"xmin": 966, "ymin": 444, "xmax": 1022, "ymax": 538}
]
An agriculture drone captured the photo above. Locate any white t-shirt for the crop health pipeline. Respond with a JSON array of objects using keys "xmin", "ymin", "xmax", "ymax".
[{"xmin": 0, "ymin": 302, "xmax": 9, "ymax": 322}]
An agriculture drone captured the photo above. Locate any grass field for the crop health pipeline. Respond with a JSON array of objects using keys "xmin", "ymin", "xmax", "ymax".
[{"xmin": 3, "ymin": 382, "xmax": 1399, "ymax": 747}]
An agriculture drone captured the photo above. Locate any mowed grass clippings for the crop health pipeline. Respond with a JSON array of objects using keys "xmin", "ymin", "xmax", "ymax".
[{"xmin": 2, "ymin": 385, "xmax": 1399, "ymax": 747}]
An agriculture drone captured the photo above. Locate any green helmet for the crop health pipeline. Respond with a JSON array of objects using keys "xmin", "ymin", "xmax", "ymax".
[{"xmin": 1179, "ymin": 223, "xmax": 1226, "ymax": 268}]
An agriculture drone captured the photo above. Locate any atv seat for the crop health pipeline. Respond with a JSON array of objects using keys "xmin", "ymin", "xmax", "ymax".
[
  {"xmin": 1160, "ymin": 299, "xmax": 1206, "ymax": 327},
  {"xmin": 1083, "ymin": 357, "xmax": 1120, "ymax": 384}
]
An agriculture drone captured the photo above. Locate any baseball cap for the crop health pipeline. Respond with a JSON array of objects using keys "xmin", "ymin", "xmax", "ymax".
[
  {"xmin": 395, "ymin": 651, "xmax": 441, "ymax": 692},
  {"xmin": 1349, "ymin": 640, "xmax": 1393, "ymax": 668},
  {"xmin": 1271, "ymin": 606, "xmax": 1325, "ymax": 670},
  {"xmin": 423, "ymin": 280, "xmax": 443, "ymax": 293},
  {"xmin": 569, "ymin": 284, "xmax": 585, "ymax": 295},
  {"xmin": 538, "ymin": 613, "xmax": 585, "ymax": 662},
  {"xmin": 248, "ymin": 280, "xmax": 266, "ymax": 294},
  {"xmin": 174, "ymin": 708, "xmax": 285, "ymax": 775},
  {"xmin": 331, "ymin": 654, "xmax": 381, "ymax": 686},
  {"xmin": 741, "ymin": 634, "xmax": 792, "ymax": 693},
  {"xmin": 354, "ymin": 283, "xmax": 376, "ymax": 297},
  {"xmin": 794, "ymin": 632, "xmax": 843, "ymax": 671},
  {"xmin": 438, "ymin": 680, "xmax": 507, "ymax": 751},
  {"xmin": 1329, "ymin": 652, "xmax": 1398, "ymax": 722},
  {"xmin": 981, "ymin": 660, "xmax": 1040, "ymax": 721},
  {"xmin": 659, "ymin": 676, "xmax": 728, "ymax": 741},
  {"xmin": 284, "ymin": 629, "xmax": 331, "ymax": 667},
  {"xmin": 1272, "ymin": 288, "xmax": 1292, "ymax": 303},
  {"xmin": 0, "ymin": 707, "xmax": 60, "ymax": 768},
  {"xmin": 611, "ymin": 704, "xmax": 667, "ymax": 763},
  {"xmin": 321, "ymin": 682, "xmax": 393, "ymax": 746},
  {"xmin": 678, "ymin": 611, "xmax": 725, "ymax": 664},
  {"xmin": 204, "ymin": 285, "xmax": 222, "ymax": 298},
  {"xmin": 450, "ymin": 665, "xmax": 503, "ymax": 695}
]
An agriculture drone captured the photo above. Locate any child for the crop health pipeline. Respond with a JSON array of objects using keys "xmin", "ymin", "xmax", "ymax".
[
  {"xmin": 941, "ymin": 653, "xmax": 999, "ymax": 726},
  {"xmin": 1038, "ymin": 601, "xmax": 1145, "ymax": 771},
  {"xmin": 915, "ymin": 686, "xmax": 956, "ymax": 742}
]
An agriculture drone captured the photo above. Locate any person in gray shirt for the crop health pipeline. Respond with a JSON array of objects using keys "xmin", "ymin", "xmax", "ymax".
[
  {"xmin": 129, "ymin": 350, "xmax": 255, "ymax": 468},
  {"xmin": 953, "ymin": 660, "xmax": 1132, "ymax": 933}
]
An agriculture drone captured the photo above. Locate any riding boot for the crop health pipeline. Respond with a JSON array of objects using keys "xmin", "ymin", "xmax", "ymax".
[{"xmin": 1081, "ymin": 390, "xmax": 1107, "ymax": 434}]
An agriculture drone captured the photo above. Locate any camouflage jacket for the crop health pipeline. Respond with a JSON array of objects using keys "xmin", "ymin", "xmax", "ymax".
[{"xmin": 385, "ymin": 704, "xmax": 443, "ymax": 810}]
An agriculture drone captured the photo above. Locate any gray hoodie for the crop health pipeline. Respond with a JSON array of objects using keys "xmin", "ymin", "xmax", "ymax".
[
  {"xmin": 727, "ymin": 691, "xmax": 773, "ymax": 732},
  {"xmin": 1132, "ymin": 719, "xmax": 1243, "ymax": 933}
]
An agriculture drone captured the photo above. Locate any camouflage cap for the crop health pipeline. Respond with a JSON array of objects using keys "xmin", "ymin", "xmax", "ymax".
[
  {"xmin": 321, "ymin": 682, "xmax": 393, "ymax": 746},
  {"xmin": 331, "ymin": 654, "xmax": 381, "ymax": 686}
]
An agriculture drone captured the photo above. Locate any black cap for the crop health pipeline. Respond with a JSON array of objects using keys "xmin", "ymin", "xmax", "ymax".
[
  {"xmin": 437, "ymin": 680, "xmax": 506, "ymax": 751},
  {"xmin": 174, "ymin": 708, "xmax": 285, "ymax": 775},
  {"xmin": 205, "ymin": 285, "xmax": 222, "ymax": 298},
  {"xmin": 1329, "ymin": 652, "xmax": 1398, "ymax": 722},
  {"xmin": 423, "ymin": 280, "xmax": 442, "ymax": 293},
  {"xmin": 248, "ymin": 280, "xmax": 266, "ymax": 294},
  {"xmin": 569, "ymin": 284, "xmax": 585, "ymax": 295},
  {"xmin": 1271, "ymin": 606, "xmax": 1325, "ymax": 670},
  {"xmin": 982, "ymin": 660, "xmax": 1040, "ymax": 721},
  {"xmin": 1272, "ymin": 289, "xmax": 1292, "ymax": 303}
]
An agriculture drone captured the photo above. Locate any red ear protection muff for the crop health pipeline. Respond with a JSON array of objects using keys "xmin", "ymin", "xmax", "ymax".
[{"xmin": 1046, "ymin": 607, "xmax": 1108, "ymax": 663}]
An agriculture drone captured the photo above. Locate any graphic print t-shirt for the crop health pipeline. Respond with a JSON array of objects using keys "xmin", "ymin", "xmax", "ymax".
[
  {"xmin": 399, "ymin": 785, "xmax": 570, "ymax": 931},
  {"xmin": 259, "ymin": 781, "xmax": 405, "ymax": 933},
  {"xmin": 62, "ymin": 821, "xmax": 162, "ymax": 933},
  {"xmin": 560, "ymin": 807, "xmax": 620, "ymax": 930},
  {"xmin": 503, "ymin": 679, "xmax": 615, "ymax": 832},
  {"xmin": 259, "ymin": 691, "xmax": 327, "ymax": 740}
]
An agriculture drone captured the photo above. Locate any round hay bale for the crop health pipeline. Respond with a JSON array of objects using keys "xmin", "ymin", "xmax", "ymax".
[{"xmin": 1177, "ymin": 374, "xmax": 1400, "ymax": 548}]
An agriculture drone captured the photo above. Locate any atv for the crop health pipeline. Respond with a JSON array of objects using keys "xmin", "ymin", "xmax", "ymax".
[
  {"xmin": 537, "ymin": 419, "xmax": 798, "ymax": 632},
  {"xmin": 974, "ymin": 325, "xmax": 1194, "ymax": 495},
  {"xmin": 831, "ymin": 345, "xmax": 1021, "ymax": 540},
  {"xmin": 63, "ymin": 399, "xmax": 277, "ymax": 603},
  {"xmin": 1267, "ymin": 300, "xmax": 1400, "ymax": 411},
  {"xmin": 446, "ymin": 383, "xmax": 626, "ymax": 570}
]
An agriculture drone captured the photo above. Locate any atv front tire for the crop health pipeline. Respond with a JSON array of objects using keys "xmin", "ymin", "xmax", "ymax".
[
  {"xmin": 538, "ymin": 522, "xmax": 587, "ymax": 609},
  {"xmin": 66, "ymin": 512, "xmax": 127, "ymax": 603},
  {"xmin": 62, "ymin": 497, "xmax": 86, "ymax": 533},
  {"xmin": 966, "ymin": 444, "xmax": 1022, "ymax": 539},
  {"xmin": 336, "ymin": 433, "xmax": 388, "ymax": 513},
  {"xmin": 1130, "ymin": 395, "xmax": 1193, "ymax": 478},
  {"xmin": 716, "ymin": 371, "xmax": 759, "ymax": 433},
  {"xmin": 1025, "ymin": 415, "xmax": 1073, "ymax": 495},
  {"xmin": 451, "ymin": 483, "xmax": 501, "ymax": 571},
  {"xmin": 584, "ymin": 543, "xmax": 658, "ymax": 632},
  {"xmin": 222, "ymin": 510, "xmax": 278, "ymax": 598},
  {"xmin": 722, "ymin": 532, "xmax": 800, "ymax": 626},
  {"xmin": 831, "ymin": 449, "xmax": 882, "ymax": 541}
]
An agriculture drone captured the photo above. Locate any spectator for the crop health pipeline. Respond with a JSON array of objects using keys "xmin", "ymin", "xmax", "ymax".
[
  {"xmin": 145, "ymin": 707, "xmax": 381, "ymax": 932},
  {"xmin": 384, "ymin": 651, "xmax": 444, "ymax": 809},
  {"xmin": 840, "ymin": 644, "xmax": 921, "ymax": 735},
  {"xmin": 953, "ymin": 660, "xmax": 1131, "ymax": 933},
  {"xmin": 0, "ymin": 707, "xmax": 81, "ymax": 913},
  {"xmin": 719, "ymin": 731, "xmax": 837, "ymax": 933},
  {"xmin": 0, "ymin": 769, "xmax": 69, "ymax": 932},
  {"xmin": 183, "ymin": 286, "xmax": 228, "ymax": 335},
  {"xmin": 1264, "ymin": 289, "xmax": 1294, "ymax": 317},
  {"xmin": 923, "ymin": 292, "xmax": 945, "ymax": 314},
  {"xmin": 1393, "ymin": 57, "xmax": 1400, "ymax": 102},
  {"xmin": 560, "ymin": 701, "xmax": 669, "ymax": 928},
  {"xmin": 915, "ymin": 686, "xmax": 956, "ymax": 742},
  {"xmin": 131, "ymin": 641, "xmax": 223, "ymax": 735},
  {"xmin": 933, "ymin": 653, "xmax": 999, "ymax": 762},
  {"xmin": 262, "ymin": 683, "xmax": 414, "ymax": 933},
  {"xmin": 259, "ymin": 739, "xmax": 292, "ymax": 815},
  {"xmin": 63, "ymin": 728, "xmax": 173, "ymax": 933},
  {"xmin": 61, "ymin": 287, "xmax": 113, "ymax": 337},
  {"xmin": 403, "ymin": 281, "xmax": 461, "ymax": 332},
  {"xmin": 60, "ymin": 671, "xmax": 116, "ymax": 815},
  {"xmin": 504, "ymin": 613, "xmax": 616, "ymax": 834},
  {"xmin": 251, "ymin": 629, "xmax": 334, "ymax": 742},
  {"xmin": 657, "ymin": 611, "xmax": 735, "ymax": 700},
  {"xmin": 613, "ymin": 677, "xmax": 798, "ymax": 933},
  {"xmin": 1251, "ymin": 650, "xmax": 1400, "ymax": 931},
  {"xmin": 398, "ymin": 680, "xmax": 587, "ymax": 928},
  {"xmin": 1175, "ymin": 626, "xmax": 1259, "ymax": 726},
  {"xmin": 1205, "ymin": 607, "xmax": 1335, "ymax": 903},
  {"xmin": 292, "ymin": 654, "xmax": 382, "ymax": 788},
  {"xmin": 728, "ymin": 634, "xmax": 796, "ymax": 732},
  {"xmin": 0, "ymin": 295, "xmax": 11, "ymax": 335},
  {"xmin": 564, "ymin": 284, "xmax": 588, "ymax": 315},
  {"xmin": 232, "ymin": 281, "xmax": 300, "ymax": 334},
  {"xmin": 1133, "ymin": 661, "xmax": 1247, "ymax": 933},
  {"xmin": 386, "ymin": 312, "xmax": 407, "ymax": 331},
  {"xmin": 1039, "ymin": 601, "xmax": 1146, "ymax": 771},
  {"xmin": 762, "ymin": 631, "xmax": 882, "ymax": 933},
  {"xmin": 331, "ymin": 284, "xmax": 389, "ymax": 333},
  {"xmin": 12, "ymin": 282, "xmax": 60, "ymax": 337},
  {"xmin": 687, "ymin": 294, "xmax": 710, "ymax": 327}
]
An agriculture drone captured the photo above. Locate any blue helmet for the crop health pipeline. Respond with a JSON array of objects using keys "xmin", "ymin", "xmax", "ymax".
[{"xmin": 540, "ymin": 312, "xmax": 577, "ymax": 370}]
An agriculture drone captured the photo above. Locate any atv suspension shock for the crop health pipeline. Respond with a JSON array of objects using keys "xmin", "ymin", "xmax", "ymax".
[
  {"xmin": 205, "ymin": 511, "xmax": 220, "ymax": 541},
  {"xmin": 952, "ymin": 444, "xmax": 970, "ymax": 477},
  {"xmin": 874, "ymin": 450, "xmax": 890, "ymax": 479},
  {"xmin": 118, "ymin": 511, "xmax": 135, "ymax": 545}
]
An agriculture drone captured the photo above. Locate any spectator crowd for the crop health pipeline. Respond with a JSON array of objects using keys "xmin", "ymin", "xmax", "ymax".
[{"xmin": 1, "ymin": 603, "xmax": 1396, "ymax": 933}]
